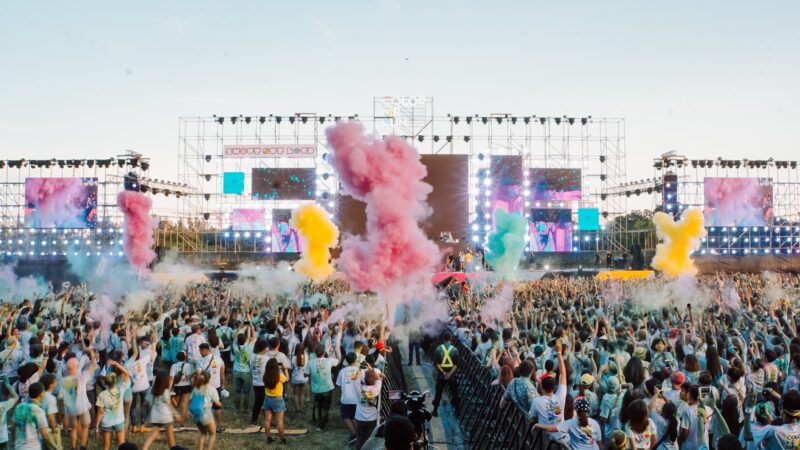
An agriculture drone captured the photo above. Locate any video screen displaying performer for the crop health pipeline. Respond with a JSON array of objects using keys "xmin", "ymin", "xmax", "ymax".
[
  {"xmin": 529, "ymin": 168, "xmax": 582, "ymax": 202},
  {"xmin": 271, "ymin": 209, "xmax": 302, "ymax": 253},
  {"xmin": 24, "ymin": 177, "xmax": 98, "ymax": 228},
  {"xmin": 530, "ymin": 208, "xmax": 573, "ymax": 252},
  {"xmin": 704, "ymin": 177, "xmax": 773, "ymax": 227}
]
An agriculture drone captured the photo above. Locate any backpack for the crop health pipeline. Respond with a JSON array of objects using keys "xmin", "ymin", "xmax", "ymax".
[
  {"xmin": 188, "ymin": 390, "xmax": 206, "ymax": 418},
  {"xmin": 218, "ymin": 328, "xmax": 232, "ymax": 349}
]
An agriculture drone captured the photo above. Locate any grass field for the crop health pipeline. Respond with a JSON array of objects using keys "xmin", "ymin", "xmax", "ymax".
[{"xmin": 62, "ymin": 386, "xmax": 352, "ymax": 450}]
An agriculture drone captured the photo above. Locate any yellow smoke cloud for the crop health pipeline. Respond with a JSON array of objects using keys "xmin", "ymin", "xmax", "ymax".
[
  {"xmin": 651, "ymin": 209, "xmax": 706, "ymax": 277},
  {"xmin": 291, "ymin": 204, "xmax": 340, "ymax": 281}
]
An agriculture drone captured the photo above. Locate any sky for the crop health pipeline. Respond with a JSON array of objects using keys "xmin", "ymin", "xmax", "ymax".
[{"xmin": 1, "ymin": 1, "xmax": 798, "ymax": 214}]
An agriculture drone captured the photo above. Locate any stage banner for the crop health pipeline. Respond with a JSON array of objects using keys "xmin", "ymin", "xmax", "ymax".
[{"xmin": 223, "ymin": 144, "xmax": 316, "ymax": 158}]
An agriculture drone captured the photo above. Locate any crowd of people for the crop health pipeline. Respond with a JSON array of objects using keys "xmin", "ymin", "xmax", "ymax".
[
  {"xmin": 440, "ymin": 272, "xmax": 800, "ymax": 450},
  {"xmin": 0, "ymin": 269, "xmax": 799, "ymax": 450},
  {"xmin": 0, "ymin": 279, "xmax": 418, "ymax": 450}
]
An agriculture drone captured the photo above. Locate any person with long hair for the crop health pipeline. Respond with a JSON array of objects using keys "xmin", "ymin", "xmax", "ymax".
[
  {"xmin": 249, "ymin": 339, "xmax": 269, "ymax": 425},
  {"xmin": 290, "ymin": 342, "xmax": 309, "ymax": 412},
  {"xmin": 142, "ymin": 370, "xmax": 178, "ymax": 450},
  {"xmin": 189, "ymin": 370, "xmax": 221, "ymax": 450},
  {"xmin": 536, "ymin": 396, "xmax": 602, "ymax": 450},
  {"xmin": 93, "ymin": 371, "xmax": 125, "ymax": 450},
  {"xmin": 625, "ymin": 399, "xmax": 656, "ymax": 450},
  {"xmin": 651, "ymin": 400, "xmax": 679, "ymax": 450},
  {"xmin": 169, "ymin": 350, "xmax": 193, "ymax": 421},
  {"xmin": 63, "ymin": 349, "xmax": 98, "ymax": 450},
  {"xmin": 262, "ymin": 357, "xmax": 289, "ymax": 444}
]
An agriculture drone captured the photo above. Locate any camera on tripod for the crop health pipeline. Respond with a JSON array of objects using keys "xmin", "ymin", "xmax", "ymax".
[{"xmin": 389, "ymin": 390, "xmax": 432, "ymax": 450}]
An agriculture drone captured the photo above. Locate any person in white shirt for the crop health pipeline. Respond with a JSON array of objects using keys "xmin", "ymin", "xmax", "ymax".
[
  {"xmin": 529, "ymin": 339, "xmax": 568, "ymax": 445},
  {"xmin": 62, "ymin": 349, "xmax": 97, "ymax": 450},
  {"xmin": 12, "ymin": 382, "xmax": 58, "ymax": 450},
  {"xmin": 128, "ymin": 330, "xmax": 157, "ymax": 433},
  {"xmin": 537, "ymin": 397, "xmax": 602, "ymax": 450},
  {"xmin": 336, "ymin": 352, "xmax": 363, "ymax": 442},
  {"xmin": 196, "ymin": 343, "xmax": 225, "ymax": 429},
  {"xmin": 184, "ymin": 324, "xmax": 207, "ymax": 365},
  {"xmin": 0, "ymin": 377, "xmax": 20, "ymax": 449},
  {"xmin": 354, "ymin": 367, "xmax": 382, "ymax": 450},
  {"xmin": 169, "ymin": 351, "xmax": 194, "ymax": 422}
]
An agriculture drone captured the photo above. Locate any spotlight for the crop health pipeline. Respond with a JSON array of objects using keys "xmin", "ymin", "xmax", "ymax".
[
  {"xmin": 464, "ymin": 136, "xmax": 471, "ymax": 142},
  {"xmin": 453, "ymin": 116, "xmax": 459, "ymax": 124},
  {"xmin": 466, "ymin": 116, "xmax": 472, "ymax": 124},
  {"xmin": 417, "ymin": 135, "xmax": 424, "ymax": 142},
  {"xmin": 276, "ymin": 116, "xmax": 282, "ymax": 124},
  {"xmin": 481, "ymin": 117, "xmax": 488, "ymax": 124},
  {"xmin": 259, "ymin": 116, "xmax": 266, "ymax": 124},
  {"xmin": 230, "ymin": 116, "xmax": 237, "ymax": 124},
  {"xmin": 433, "ymin": 136, "xmax": 439, "ymax": 142},
  {"xmin": 217, "ymin": 117, "xmax": 224, "ymax": 124},
  {"xmin": 244, "ymin": 116, "xmax": 251, "ymax": 124}
]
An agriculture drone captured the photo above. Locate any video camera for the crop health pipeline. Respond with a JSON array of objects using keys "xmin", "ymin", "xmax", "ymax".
[{"xmin": 389, "ymin": 390, "xmax": 432, "ymax": 450}]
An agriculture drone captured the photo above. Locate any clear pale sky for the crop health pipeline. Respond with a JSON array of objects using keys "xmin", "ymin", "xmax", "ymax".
[{"xmin": 1, "ymin": 0, "xmax": 798, "ymax": 212}]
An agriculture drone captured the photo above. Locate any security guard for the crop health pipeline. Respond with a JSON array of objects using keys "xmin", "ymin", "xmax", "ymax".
[{"xmin": 432, "ymin": 330, "xmax": 459, "ymax": 417}]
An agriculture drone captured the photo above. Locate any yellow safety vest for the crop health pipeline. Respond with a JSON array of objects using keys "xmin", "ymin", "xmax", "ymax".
[{"xmin": 439, "ymin": 344, "xmax": 454, "ymax": 369}]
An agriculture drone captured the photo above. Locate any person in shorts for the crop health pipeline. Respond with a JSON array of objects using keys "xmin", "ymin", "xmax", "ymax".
[
  {"xmin": 94, "ymin": 372, "xmax": 126, "ymax": 450},
  {"xmin": 169, "ymin": 351, "xmax": 193, "ymax": 421},
  {"xmin": 142, "ymin": 370, "xmax": 178, "ymax": 450},
  {"xmin": 262, "ymin": 358, "xmax": 289, "ymax": 445},
  {"xmin": 189, "ymin": 371, "xmax": 221, "ymax": 450}
]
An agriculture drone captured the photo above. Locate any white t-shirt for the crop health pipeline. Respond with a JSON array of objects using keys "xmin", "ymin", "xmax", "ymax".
[
  {"xmin": 336, "ymin": 365, "xmax": 363, "ymax": 405},
  {"xmin": 775, "ymin": 421, "xmax": 800, "ymax": 450},
  {"xmin": 291, "ymin": 355, "xmax": 308, "ymax": 385},
  {"xmin": 0, "ymin": 397, "xmax": 17, "ymax": 443},
  {"xmin": 147, "ymin": 390, "xmax": 174, "ymax": 424},
  {"xmin": 679, "ymin": 404, "xmax": 709, "ymax": 450},
  {"xmin": 265, "ymin": 350, "xmax": 291, "ymax": 369},
  {"xmin": 529, "ymin": 384, "xmax": 567, "ymax": 442},
  {"xmin": 355, "ymin": 380, "xmax": 382, "ymax": 422},
  {"xmin": 96, "ymin": 388, "xmax": 125, "ymax": 428},
  {"xmin": 556, "ymin": 417, "xmax": 602, "ymax": 450},
  {"xmin": 12, "ymin": 401, "xmax": 48, "ymax": 450},
  {"xmin": 626, "ymin": 418, "xmax": 656, "ymax": 450},
  {"xmin": 250, "ymin": 353, "xmax": 268, "ymax": 387},
  {"xmin": 184, "ymin": 334, "xmax": 206, "ymax": 362},
  {"xmin": 128, "ymin": 357, "xmax": 150, "ymax": 393},
  {"xmin": 62, "ymin": 371, "xmax": 92, "ymax": 416},
  {"xmin": 170, "ymin": 361, "xmax": 194, "ymax": 387}
]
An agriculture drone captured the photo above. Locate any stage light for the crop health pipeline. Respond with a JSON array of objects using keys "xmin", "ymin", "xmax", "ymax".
[
  {"xmin": 554, "ymin": 117, "xmax": 561, "ymax": 125},
  {"xmin": 483, "ymin": 201, "xmax": 490, "ymax": 208},
  {"xmin": 264, "ymin": 236, "xmax": 272, "ymax": 243},
  {"xmin": 481, "ymin": 117, "xmax": 488, "ymax": 124},
  {"xmin": 544, "ymin": 265, "xmax": 550, "ymax": 270},
  {"xmin": 483, "ymin": 178, "xmax": 491, "ymax": 186},
  {"xmin": 464, "ymin": 136, "xmax": 470, "ymax": 142},
  {"xmin": 484, "ymin": 224, "xmax": 491, "ymax": 231},
  {"xmin": 224, "ymin": 232, "xmax": 230, "ymax": 238},
  {"xmin": 484, "ymin": 213, "xmax": 490, "ymax": 219},
  {"xmin": 523, "ymin": 190, "xmax": 529, "ymax": 197},
  {"xmin": 327, "ymin": 201, "xmax": 335, "ymax": 208},
  {"xmin": 417, "ymin": 135, "xmax": 424, "ymax": 142},
  {"xmin": 524, "ymin": 201, "xmax": 530, "ymax": 207},
  {"xmin": 453, "ymin": 116, "xmax": 459, "ymax": 124},
  {"xmin": 472, "ymin": 236, "xmax": 479, "ymax": 242}
]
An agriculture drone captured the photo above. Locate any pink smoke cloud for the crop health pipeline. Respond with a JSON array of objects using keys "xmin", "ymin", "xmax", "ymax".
[
  {"xmin": 704, "ymin": 177, "xmax": 772, "ymax": 227},
  {"xmin": 326, "ymin": 121, "xmax": 439, "ymax": 293},
  {"xmin": 25, "ymin": 178, "xmax": 93, "ymax": 227},
  {"xmin": 117, "ymin": 191, "xmax": 157, "ymax": 269}
]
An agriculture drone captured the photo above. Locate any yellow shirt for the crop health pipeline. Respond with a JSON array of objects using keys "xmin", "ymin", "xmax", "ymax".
[{"xmin": 265, "ymin": 373, "xmax": 287, "ymax": 397}]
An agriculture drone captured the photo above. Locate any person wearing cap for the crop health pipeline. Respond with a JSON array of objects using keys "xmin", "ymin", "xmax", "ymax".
[
  {"xmin": 741, "ymin": 399, "xmax": 778, "ymax": 450},
  {"xmin": 529, "ymin": 339, "xmax": 568, "ymax": 445},
  {"xmin": 501, "ymin": 360, "xmax": 537, "ymax": 414},
  {"xmin": 774, "ymin": 390, "xmax": 800, "ymax": 450},
  {"xmin": 572, "ymin": 373, "xmax": 599, "ymax": 417},
  {"xmin": 664, "ymin": 371, "xmax": 686, "ymax": 408},
  {"xmin": 536, "ymin": 397, "xmax": 602, "ymax": 450},
  {"xmin": 599, "ymin": 376, "xmax": 626, "ymax": 439}
]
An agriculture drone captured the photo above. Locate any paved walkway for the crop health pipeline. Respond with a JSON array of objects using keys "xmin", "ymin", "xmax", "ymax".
[{"xmin": 400, "ymin": 348, "xmax": 467, "ymax": 450}]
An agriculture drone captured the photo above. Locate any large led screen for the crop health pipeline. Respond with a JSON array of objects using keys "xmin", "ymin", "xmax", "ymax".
[
  {"xmin": 703, "ymin": 178, "xmax": 773, "ymax": 227},
  {"xmin": 24, "ymin": 178, "xmax": 98, "ymax": 228},
  {"xmin": 251, "ymin": 168, "xmax": 315, "ymax": 200},
  {"xmin": 529, "ymin": 168, "xmax": 582, "ymax": 202},
  {"xmin": 271, "ymin": 209, "xmax": 303, "ymax": 253},
  {"xmin": 489, "ymin": 155, "xmax": 524, "ymax": 219},
  {"xmin": 530, "ymin": 208, "xmax": 573, "ymax": 252},
  {"xmin": 231, "ymin": 209, "xmax": 265, "ymax": 231}
]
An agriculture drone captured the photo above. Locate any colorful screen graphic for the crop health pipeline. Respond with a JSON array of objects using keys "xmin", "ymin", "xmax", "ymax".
[
  {"xmin": 231, "ymin": 209, "xmax": 265, "ymax": 231},
  {"xmin": 271, "ymin": 209, "xmax": 303, "ymax": 253},
  {"xmin": 529, "ymin": 169, "xmax": 582, "ymax": 202},
  {"xmin": 24, "ymin": 178, "xmax": 98, "ymax": 228},
  {"xmin": 578, "ymin": 208, "xmax": 600, "ymax": 231},
  {"xmin": 223, "ymin": 172, "xmax": 245, "ymax": 194},
  {"xmin": 530, "ymin": 209, "xmax": 573, "ymax": 252},
  {"xmin": 251, "ymin": 168, "xmax": 316, "ymax": 200},
  {"xmin": 489, "ymin": 155, "xmax": 524, "ymax": 222},
  {"xmin": 703, "ymin": 177, "xmax": 773, "ymax": 227}
]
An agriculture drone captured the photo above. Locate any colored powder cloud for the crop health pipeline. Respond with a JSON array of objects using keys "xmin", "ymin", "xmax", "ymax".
[
  {"xmin": 117, "ymin": 190, "xmax": 157, "ymax": 269},
  {"xmin": 484, "ymin": 208, "xmax": 527, "ymax": 277},
  {"xmin": 25, "ymin": 178, "xmax": 86, "ymax": 227},
  {"xmin": 326, "ymin": 121, "xmax": 439, "ymax": 292},
  {"xmin": 704, "ymin": 177, "xmax": 772, "ymax": 227},
  {"xmin": 651, "ymin": 209, "xmax": 706, "ymax": 278},
  {"xmin": 291, "ymin": 203, "xmax": 339, "ymax": 282}
]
